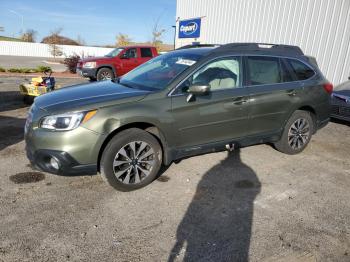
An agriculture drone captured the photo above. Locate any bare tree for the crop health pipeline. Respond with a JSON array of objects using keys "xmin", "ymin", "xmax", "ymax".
[
  {"xmin": 47, "ymin": 28, "xmax": 63, "ymax": 60},
  {"xmin": 76, "ymin": 35, "xmax": 86, "ymax": 46},
  {"xmin": 116, "ymin": 33, "xmax": 131, "ymax": 47},
  {"xmin": 20, "ymin": 29, "xmax": 37, "ymax": 42},
  {"xmin": 151, "ymin": 16, "xmax": 166, "ymax": 52}
]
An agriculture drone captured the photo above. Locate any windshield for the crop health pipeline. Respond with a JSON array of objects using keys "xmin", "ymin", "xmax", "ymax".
[
  {"xmin": 105, "ymin": 48, "xmax": 124, "ymax": 57},
  {"xmin": 119, "ymin": 51, "xmax": 204, "ymax": 91}
]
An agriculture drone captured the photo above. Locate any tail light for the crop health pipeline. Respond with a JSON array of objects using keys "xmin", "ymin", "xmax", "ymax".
[{"xmin": 323, "ymin": 83, "xmax": 333, "ymax": 94}]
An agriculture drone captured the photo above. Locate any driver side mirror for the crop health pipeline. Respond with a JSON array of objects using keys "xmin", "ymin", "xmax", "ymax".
[
  {"xmin": 186, "ymin": 84, "xmax": 210, "ymax": 102},
  {"xmin": 188, "ymin": 84, "xmax": 210, "ymax": 95}
]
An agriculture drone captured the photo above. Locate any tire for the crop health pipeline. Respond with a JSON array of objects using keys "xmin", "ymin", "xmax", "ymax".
[
  {"xmin": 274, "ymin": 110, "xmax": 314, "ymax": 155},
  {"xmin": 96, "ymin": 68, "xmax": 114, "ymax": 81},
  {"xmin": 100, "ymin": 128, "xmax": 162, "ymax": 191}
]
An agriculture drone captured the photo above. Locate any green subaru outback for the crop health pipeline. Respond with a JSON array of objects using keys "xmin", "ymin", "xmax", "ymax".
[{"xmin": 25, "ymin": 43, "xmax": 332, "ymax": 191}]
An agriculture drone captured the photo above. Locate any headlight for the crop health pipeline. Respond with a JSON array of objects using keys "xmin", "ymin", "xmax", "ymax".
[
  {"xmin": 40, "ymin": 110, "xmax": 97, "ymax": 131},
  {"xmin": 83, "ymin": 62, "xmax": 96, "ymax": 68}
]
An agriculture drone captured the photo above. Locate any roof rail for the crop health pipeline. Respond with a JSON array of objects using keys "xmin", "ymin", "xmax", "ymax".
[
  {"xmin": 213, "ymin": 43, "xmax": 304, "ymax": 56},
  {"xmin": 176, "ymin": 44, "xmax": 220, "ymax": 50}
]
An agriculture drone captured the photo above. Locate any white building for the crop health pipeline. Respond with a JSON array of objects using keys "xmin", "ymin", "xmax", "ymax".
[{"xmin": 175, "ymin": 0, "xmax": 350, "ymax": 85}]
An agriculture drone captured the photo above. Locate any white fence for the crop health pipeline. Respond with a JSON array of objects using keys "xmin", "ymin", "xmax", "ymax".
[{"xmin": 0, "ymin": 41, "xmax": 114, "ymax": 58}]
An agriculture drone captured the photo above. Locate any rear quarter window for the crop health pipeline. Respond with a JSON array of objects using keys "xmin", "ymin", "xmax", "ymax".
[{"xmin": 287, "ymin": 59, "xmax": 315, "ymax": 80}]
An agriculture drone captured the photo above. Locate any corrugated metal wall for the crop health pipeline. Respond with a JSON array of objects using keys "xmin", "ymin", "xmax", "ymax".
[
  {"xmin": 0, "ymin": 41, "xmax": 114, "ymax": 58},
  {"xmin": 176, "ymin": 0, "xmax": 350, "ymax": 85}
]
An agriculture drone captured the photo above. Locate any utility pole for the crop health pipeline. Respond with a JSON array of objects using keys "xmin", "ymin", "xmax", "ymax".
[{"xmin": 172, "ymin": 25, "xmax": 176, "ymax": 50}]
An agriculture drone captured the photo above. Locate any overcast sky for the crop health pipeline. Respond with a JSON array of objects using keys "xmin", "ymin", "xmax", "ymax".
[{"xmin": 0, "ymin": 0, "xmax": 176, "ymax": 46}]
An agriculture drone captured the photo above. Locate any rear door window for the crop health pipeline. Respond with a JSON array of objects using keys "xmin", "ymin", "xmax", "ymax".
[
  {"xmin": 280, "ymin": 60, "xmax": 294, "ymax": 82},
  {"xmin": 287, "ymin": 59, "xmax": 315, "ymax": 80},
  {"xmin": 140, "ymin": 48, "xmax": 153, "ymax": 58},
  {"xmin": 246, "ymin": 56, "xmax": 282, "ymax": 85}
]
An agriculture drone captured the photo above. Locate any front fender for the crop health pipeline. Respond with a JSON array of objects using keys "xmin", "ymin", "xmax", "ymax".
[{"xmin": 96, "ymin": 64, "xmax": 117, "ymax": 77}]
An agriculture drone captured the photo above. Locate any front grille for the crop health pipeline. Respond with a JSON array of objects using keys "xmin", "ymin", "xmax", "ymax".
[{"xmin": 332, "ymin": 105, "xmax": 350, "ymax": 117}]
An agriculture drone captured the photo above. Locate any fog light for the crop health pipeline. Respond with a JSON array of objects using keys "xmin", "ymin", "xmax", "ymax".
[{"xmin": 50, "ymin": 157, "xmax": 60, "ymax": 170}]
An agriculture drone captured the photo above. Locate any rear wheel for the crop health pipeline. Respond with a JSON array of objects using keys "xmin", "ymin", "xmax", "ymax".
[
  {"xmin": 100, "ymin": 128, "xmax": 162, "ymax": 191},
  {"xmin": 96, "ymin": 68, "xmax": 114, "ymax": 81},
  {"xmin": 274, "ymin": 110, "xmax": 314, "ymax": 154}
]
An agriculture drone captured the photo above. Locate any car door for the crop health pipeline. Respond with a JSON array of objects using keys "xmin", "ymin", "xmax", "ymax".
[
  {"xmin": 244, "ymin": 55, "xmax": 304, "ymax": 136},
  {"xmin": 119, "ymin": 48, "xmax": 139, "ymax": 75},
  {"xmin": 170, "ymin": 56, "xmax": 249, "ymax": 148}
]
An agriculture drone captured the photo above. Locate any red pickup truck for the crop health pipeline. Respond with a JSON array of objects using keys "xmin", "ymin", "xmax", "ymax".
[{"xmin": 76, "ymin": 45, "xmax": 158, "ymax": 81}]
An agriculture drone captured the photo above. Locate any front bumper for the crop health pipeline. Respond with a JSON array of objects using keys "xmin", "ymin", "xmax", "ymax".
[
  {"xmin": 26, "ymin": 148, "xmax": 97, "ymax": 175},
  {"xmin": 76, "ymin": 67, "xmax": 97, "ymax": 78},
  {"xmin": 25, "ymin": 121, "xmax": 106, "ymax": 175}
]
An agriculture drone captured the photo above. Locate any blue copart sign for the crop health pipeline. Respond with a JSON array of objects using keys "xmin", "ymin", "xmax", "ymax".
[{"xmin": 179, "ymin": 18, "xmax": 201, "ymax": 38}]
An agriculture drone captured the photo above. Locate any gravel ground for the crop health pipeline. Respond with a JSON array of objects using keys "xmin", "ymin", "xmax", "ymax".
[
  {"xmin": 0, "ymin": 76, "xmax": 87, "ymax": 106},
  {"xmin": 0, "ymin": 77, "xmax": 349, "ymax": 262}
]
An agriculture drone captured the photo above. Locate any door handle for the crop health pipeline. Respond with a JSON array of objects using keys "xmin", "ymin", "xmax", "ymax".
[
  {"xmin": 287, "ymin": 89, "xmax": 297, "ymax": 96},
  {"xmin": 232, "ymin": 96, "xmax": 248, "ymax": 105}
]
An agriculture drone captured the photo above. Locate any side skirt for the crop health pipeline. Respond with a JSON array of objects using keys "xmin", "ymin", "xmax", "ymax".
[{"xmin": 165, "ymin": 131, "xmax": 282, "ymax": 165}]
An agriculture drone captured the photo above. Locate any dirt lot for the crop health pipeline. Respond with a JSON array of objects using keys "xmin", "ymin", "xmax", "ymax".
[{"xmin": 0, "ymin": 76, "xmax": 349, "ymax": 262}]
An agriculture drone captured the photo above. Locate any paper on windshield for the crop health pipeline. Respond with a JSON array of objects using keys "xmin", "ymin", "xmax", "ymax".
[{"xmin": 176, "ymin": 58, "xmax": 196, "ymax": 66}]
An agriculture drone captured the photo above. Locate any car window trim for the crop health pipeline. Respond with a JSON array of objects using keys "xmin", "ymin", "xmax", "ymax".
[
  {"xmin": 243, "ymin": 55, "xmax": 317, "ymax": 88},
  {"xmin": 168, "ymin": 55, "xmax": 244, "ymax": 97},
  {"xmin": 281, "ymin": 58, "xmax": 299, "ymax": 81},
  {"xmin": 285, "ymin": 57, "xmax": 316, "ymax": 81},
  {"xmin": 168, "ymin": 54, "xmax": 317, "ymax": 96},
  {"xmin": 244, "ymin": 55, "xmax": 295, "ymax": 86}
]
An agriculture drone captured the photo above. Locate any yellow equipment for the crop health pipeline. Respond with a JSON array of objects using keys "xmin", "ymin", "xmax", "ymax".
[{"xmin": 19, "ymin": 70, "xmax": 56, "ymax": 104}]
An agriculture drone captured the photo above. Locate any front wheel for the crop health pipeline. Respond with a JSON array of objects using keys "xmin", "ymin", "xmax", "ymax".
[
  {"xmin": 96, "ymin": 68, "xmax": 114, "ymax": 81},
  {"xmin": 274, "ymin": 110, "xmax": 314, "ymax": 155},
  {"xmin": 100, "ymin": 128, "xmax": 162, "ymax": 191}
]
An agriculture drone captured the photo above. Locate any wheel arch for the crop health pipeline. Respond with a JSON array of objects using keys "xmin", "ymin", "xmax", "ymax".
[
  {"xmin": 297, "ymin": 105, "xmax": 317, "ymax": 132},
  {"xmin": 96, "ymin": 65, "xmax": 116, "ymax": 78},
  {"xmin": 97, "ymin": 122, "xmax": 170, "ymax": 172},
  {"xmin": 280, "ymin": 105, "xmax": 317, "ymax": 138}
]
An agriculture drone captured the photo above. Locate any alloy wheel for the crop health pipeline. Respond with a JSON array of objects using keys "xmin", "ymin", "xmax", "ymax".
[
  {"xmin": 287, "ymin": 118, "xmax": 310, "ymax": 150},
  {"xmin": 100, "ymin": 71, "xmax": 112, "ymax": 80},
  {"xmin": 113, "ymin": 141, "xmax": 155, "ymax": 184}
]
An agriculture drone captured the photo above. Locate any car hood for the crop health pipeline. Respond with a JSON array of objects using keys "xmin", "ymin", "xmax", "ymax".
[
  {"xmin": 34, "ymin": 81, "xmax": 151, "ymax": 113},
  {"xmin": 79, "ymin": 56, "xmax": 111, "ymax": 63}
]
